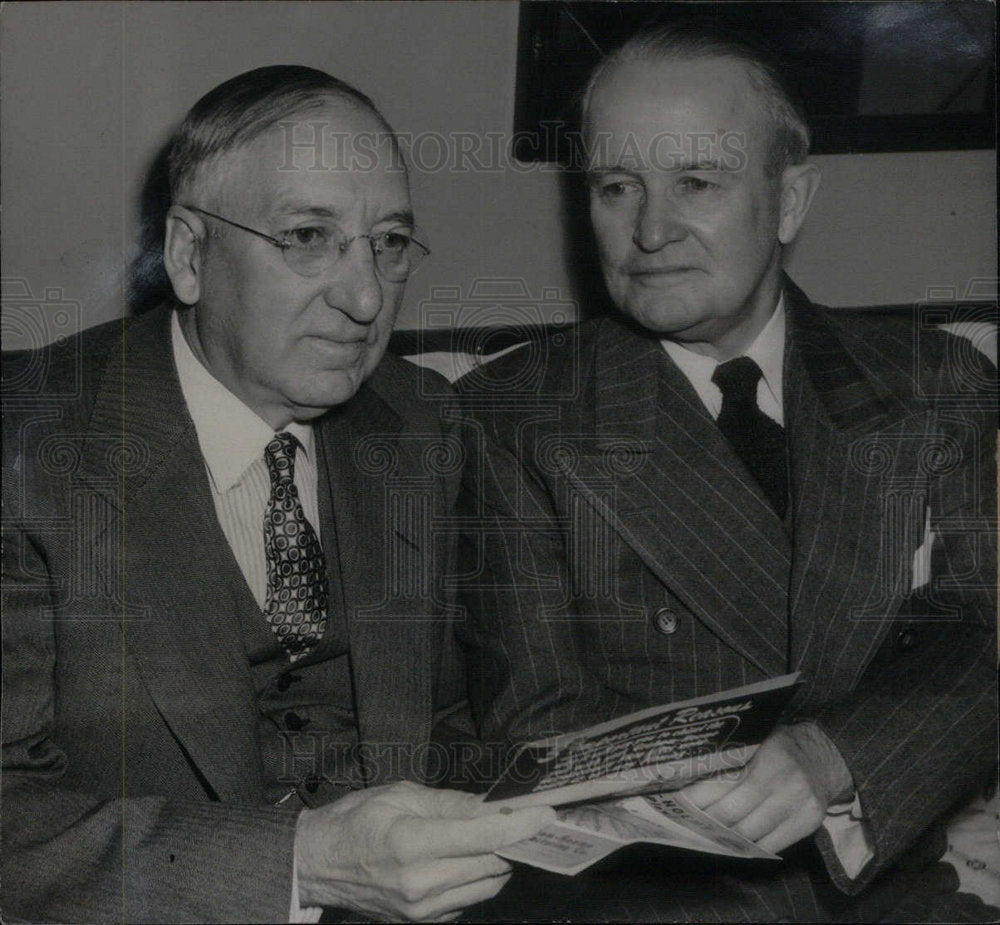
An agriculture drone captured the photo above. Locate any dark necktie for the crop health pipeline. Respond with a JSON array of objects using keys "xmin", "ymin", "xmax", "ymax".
[
  {"xmin": 263, "ymin": 432, "xmax": 328, "ymax": 658},
  {"xmin": 711, "ymin": 357, "xmax": 788, "ymax": 519}
]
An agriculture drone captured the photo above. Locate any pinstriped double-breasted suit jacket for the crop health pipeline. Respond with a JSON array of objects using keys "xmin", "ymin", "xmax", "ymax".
[
  {"xmin": 456, "ymin": 279, "xmax": 997, "ymax": 921},
  {"xmin": 1, "ymin": 306, "xmax": 467, "ymax": 923}
]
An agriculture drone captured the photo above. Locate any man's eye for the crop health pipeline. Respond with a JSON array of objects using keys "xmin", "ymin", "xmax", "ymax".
[
  {"xmin": 598, "ymin": 179, "xmax": 641, "ymax": 200},
  {"xmin": 379, "ymin": 230, "xmax": 412, "ymax": 254},
  {"xmin": 678, "ymin": 176, "xmax": 716, "ymax": 193},
  {"xmin": 285, "ymin": 226, "xmax": 332, "ymax": 249}
]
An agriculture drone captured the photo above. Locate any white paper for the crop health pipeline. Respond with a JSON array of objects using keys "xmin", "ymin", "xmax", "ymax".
[{"xmin": 498, "ymin": 791, "xmax": 778, "ymax": 875}]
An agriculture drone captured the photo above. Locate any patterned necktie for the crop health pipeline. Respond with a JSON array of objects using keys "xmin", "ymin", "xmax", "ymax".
[
  {"xmin": 263, "ymin": 432, "xmax": 328, "ymax": 658},
  {"xmin": 711, "ymin": 357, "xmax": 788, "ymax": 519}
]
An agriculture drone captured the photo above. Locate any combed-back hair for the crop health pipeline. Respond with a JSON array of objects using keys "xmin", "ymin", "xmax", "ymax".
[
  {"xmin": 126, "ymin": 66, "xmax": 396, "ymax": 313},
  {"xmin": 167, "ymin": 64, "xmax": 396, "ymax": 201},
  {"xmin": 581, "ymin": 21, "xmax": 810, "ymax": 176}
]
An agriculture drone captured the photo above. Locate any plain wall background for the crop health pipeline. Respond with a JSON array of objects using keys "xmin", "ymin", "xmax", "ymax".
[{"xmin": 2, "ymin": 0, "xmax": 996, "ymax": 351}]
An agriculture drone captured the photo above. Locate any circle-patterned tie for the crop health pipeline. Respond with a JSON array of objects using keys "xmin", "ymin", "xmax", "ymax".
[{"xmin": 263, "ymin": 432, "xmax": 328, "ymax": 658}]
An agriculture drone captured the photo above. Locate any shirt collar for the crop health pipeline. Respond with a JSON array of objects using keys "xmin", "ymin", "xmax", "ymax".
[
  {"xmin": 660, "ymin": 293, "xmax": 786, "ymax": 420},
  {"xmin": 171, "ymin": 310, "xmax": 314, "ymax": 493},
  {"xmin": 745, "ymin": 294, "xmax": 785, "ymax": 414}
]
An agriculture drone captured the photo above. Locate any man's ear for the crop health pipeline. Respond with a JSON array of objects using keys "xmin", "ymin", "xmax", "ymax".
[
  {"xmin": 777, "ymin": 162, "xmax": 821, "ymax": 245},
  {"xmin": 163, "ymin": 205, "xmax": 206, "ymax": 305}
]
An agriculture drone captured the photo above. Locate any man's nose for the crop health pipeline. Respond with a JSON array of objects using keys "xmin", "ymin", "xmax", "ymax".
[
  {"xmin": 323, "ymin": 238, "xmax": 383, "ymax": 323},
  {"xmin": 632, "ymin": 198, "xmax": 687, "ymax": 252}
]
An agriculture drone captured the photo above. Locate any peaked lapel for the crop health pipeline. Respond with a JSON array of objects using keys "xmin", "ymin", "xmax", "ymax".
[
  {"xmin": 564, "ymin": 318, "xmax": 791, "ymax": 676},
  {"xmin": 316, "ymin": 383, "xmax": 434, "ymax": 784},
  {"xmin": 80, "ymin": 308, "xmax": 263, "ymax": 803},
  {"xmin": 783, "ymin": 281, "xmax": 920, "ymax": 703}
]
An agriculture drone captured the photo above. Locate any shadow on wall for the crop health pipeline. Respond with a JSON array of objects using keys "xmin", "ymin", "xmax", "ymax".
[
  {"xmin": 129, "ymin": 141, "xmax": 175, "ymax": 316},
  {"xmin": 559, "ymin": 166, "xmax": 617, "ymax": 322}
]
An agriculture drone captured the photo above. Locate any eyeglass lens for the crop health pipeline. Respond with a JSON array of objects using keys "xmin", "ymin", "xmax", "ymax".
[{"xmin": 283, "ymin": 229, "xmax": 424, "ymax": 282}]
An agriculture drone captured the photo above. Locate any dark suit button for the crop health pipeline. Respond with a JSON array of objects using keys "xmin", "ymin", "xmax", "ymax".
[
  {"xmin": 276, "ymin": 673, "xmax": 301, "ymax": 693},
  {"xmin": 284, "ymin": 711, "xmax": 308, "ymax": 731},
  {"xmin": 896, "ymin": 628, "xmax": 918, "ymax": 651},
  {"xmin": 654, "ymin": 607, "xmax": 679, "ymax": 635},
  {"xmin": 304, "ymin": 778, "xmax": 320, "ymax": 794}
]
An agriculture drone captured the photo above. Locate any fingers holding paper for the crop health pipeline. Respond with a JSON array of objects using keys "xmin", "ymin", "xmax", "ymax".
[
  {"xmin": 681, "ymin": 724, "xmax": 855, "ymax": 855},
  {"xmin": 295, "ymin": 780, "xmax": 555, "ymax": 921}
]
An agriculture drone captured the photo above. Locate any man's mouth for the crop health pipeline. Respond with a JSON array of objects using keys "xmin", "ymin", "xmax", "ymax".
[
  {"xmin": 625, "ymin": 263, "xmax": 698, "ymax": 276},
  {"xmin": 306, "ymin": 335, "xmax": 368, "ymax": 355},
  {"xmin": 627, "ymin": 266, "xmax": 701, "ymax": 279}
]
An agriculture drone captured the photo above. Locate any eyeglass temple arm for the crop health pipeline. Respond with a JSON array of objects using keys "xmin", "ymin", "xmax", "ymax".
[
  {"xmin": 186, "ymin": 204, "xmax": 429, "ymax": 256},
  {"xmin": 185, "ymin": 206, "xmax": 287, "ymax": 250}
]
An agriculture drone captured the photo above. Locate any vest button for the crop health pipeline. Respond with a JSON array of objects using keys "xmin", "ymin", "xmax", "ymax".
[
  {"xmin": 654, "ymin": 607, "xmax": 679, "ymax": 635},
  {"xmin": 304, "ymin": 777, "xmax": 320, "ymax": 794},
  {"xmin": 896, "ymin": 628, "xmax": 918, "ymax": 651},
  {"xmin": 284, "ymin": 711, "xmax": 307, "ymax": 731},
  {"xmin": 275, "ymin": 673, "xmax": 301, "ymax": 693}
]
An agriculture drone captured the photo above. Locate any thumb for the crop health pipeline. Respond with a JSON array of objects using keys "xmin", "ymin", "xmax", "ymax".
[{"xmin": 488, "ymin": 805, "xmax": 557, "ymax": 849}]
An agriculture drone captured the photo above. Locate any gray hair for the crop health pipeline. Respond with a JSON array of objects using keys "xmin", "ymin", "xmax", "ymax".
[{"xmin": 581, "ymin": 23, "xmax": 810, "ymax": 176}]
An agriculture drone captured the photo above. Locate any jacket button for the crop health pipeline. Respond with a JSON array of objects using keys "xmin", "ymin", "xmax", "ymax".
[
  {"xmin": 284, "ymin": 711, "xmax": 307, "ymax": 731},
  {"xmin": 654, "ymin": 607, "xmax": 679, "ymax": 635},
  {"xmin": 896, "ymin": 628, "xmax": 918, "ymax": 651},
  {"xmin": 275, "ymin": 673, "xmax": 300, "ymax": 693},
  {"xmin": 304, "ymin": 777, "xmax": 321, "ymax": 794}
]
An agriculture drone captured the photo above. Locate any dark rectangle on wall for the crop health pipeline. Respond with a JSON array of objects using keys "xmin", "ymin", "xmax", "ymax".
[{"xmin": 514, "ymin": 0, "xmax": 996, "ymax": 163}]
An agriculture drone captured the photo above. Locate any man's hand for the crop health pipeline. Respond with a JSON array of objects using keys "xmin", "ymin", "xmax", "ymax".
[
  {"xmin": 295, "ymin": 781, "xmax": 555, "ymax": 921},
  {"xmin": 680, "ymin": 724, "xmax": 854, "ymax": 854}
]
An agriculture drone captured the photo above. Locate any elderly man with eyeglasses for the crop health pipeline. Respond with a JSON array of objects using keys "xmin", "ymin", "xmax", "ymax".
[{"xmin": 1, "ymin": 65, "xmax": 551, "ymax": 924}]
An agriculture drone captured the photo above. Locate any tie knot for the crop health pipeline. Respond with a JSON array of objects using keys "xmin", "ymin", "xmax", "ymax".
[
  {"xmin": 265, "ymin": 432, "xmax": 299, "ymax": 485},
  {"xmin": 711, "ymin": 356, "xmax": 762, "ymax": 404}
]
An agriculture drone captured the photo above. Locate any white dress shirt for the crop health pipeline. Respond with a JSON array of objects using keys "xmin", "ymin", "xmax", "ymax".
[
  {"xmin": 171, "ymin": 311, "xmax": 321, "ymax": 609},
  {"xmin": 661, "ymin": 294, "xmax": 785, "ymax": 425}
]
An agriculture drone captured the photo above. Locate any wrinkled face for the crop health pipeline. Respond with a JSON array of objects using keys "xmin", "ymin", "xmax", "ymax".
[
  {"xmin": 182, "ymin": 99, "xmax": 410, "ymax": 426},
  {"xmin": 586, "ymin": 56, "xmax": 788, "ymax": 357}
]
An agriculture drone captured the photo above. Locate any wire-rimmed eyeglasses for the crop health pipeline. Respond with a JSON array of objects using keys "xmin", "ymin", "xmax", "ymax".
[{"xmin": 185, "ymin": 206, "xmax": 429, "ymax": 282}]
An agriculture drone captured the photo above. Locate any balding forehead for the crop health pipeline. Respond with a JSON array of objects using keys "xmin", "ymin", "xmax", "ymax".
[
  {"xmin": 589, "ymin": 54, "xmax": 756, "ymax": 116},
  {"xmin": 276, "ymin": 100, "xmax": 402, "ymax": 172},
  {"xmin": 170, "ymin": 84, "xmax": 402, "ymax": 205},
  {"xmin": 584, "ymin": 55, "xmax": 775, "ymax": 166},
  {"xmin": 189, "ymin": 103, "xmax": 405, "ymax": 211}
]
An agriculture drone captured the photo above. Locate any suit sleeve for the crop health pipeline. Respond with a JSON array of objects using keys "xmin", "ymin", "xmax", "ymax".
[
  {"xmin": 807, "ymin": 360, "xmax": 997, "ymax": 893},
  {"xmin": 456, "ymin": 409, "xmax": 631, "ymax": 749},
  {"xmin": 2, "ymin": 513, "xmax": 300, "ymax": 924}
]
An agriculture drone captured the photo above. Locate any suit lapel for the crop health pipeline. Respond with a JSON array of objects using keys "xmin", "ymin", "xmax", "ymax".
[
  {"xmin": 783, "ymin": 283, "xmax": 919, "ymax": 702},
  {"xmin": 316, "ymin": 386, "xmax": 433, "ymax": 784},
  {"xmin": 81, "ymin": 309, "xmax": 263, "ymax": 803},
  {"xmin": 565, "ymin": 319, "xmax": 790, "ymax": 676}
]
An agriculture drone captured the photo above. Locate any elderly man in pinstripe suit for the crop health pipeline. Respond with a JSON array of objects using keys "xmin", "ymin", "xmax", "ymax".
[{"xmin": 458, "ymin": 24, "xmax": 997, "ymax": 923}]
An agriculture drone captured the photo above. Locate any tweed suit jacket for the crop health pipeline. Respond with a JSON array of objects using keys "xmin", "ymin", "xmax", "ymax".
[
  {"xmin": 1, "ymin": 306, "xmax": 466, "ymax": 923},
  {"xmin": 456, "ymin": 279, "xmax": 997, "ymax": 918}
]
